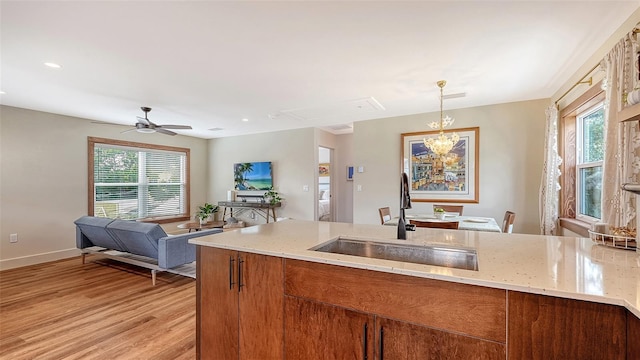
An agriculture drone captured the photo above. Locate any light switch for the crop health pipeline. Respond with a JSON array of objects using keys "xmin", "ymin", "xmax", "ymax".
[
  {"xmin": 357, "ymin": 185, "xmax": 362, "ymax": 191},
  {"xmin": 303, "ymin": 185, "xmax": 309, "ymax": 192},
  {"xmin": 357, "ymin": 166, "xmax": 364, "ymax": 173}
]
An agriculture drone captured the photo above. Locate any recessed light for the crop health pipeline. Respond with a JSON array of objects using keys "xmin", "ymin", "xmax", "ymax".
[
  {"xmin": 242, "ymin": 118, "xmax": 249, "ymax": 122},
  {"xmin": 44, "ymin": 62, "xmax": 62, "ymax": 69}
]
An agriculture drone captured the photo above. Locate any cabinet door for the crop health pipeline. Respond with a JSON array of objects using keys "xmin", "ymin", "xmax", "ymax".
[
  {"xmin": 238, "ymin": 252, "xmax": 284, "ymax": 359},
  {"xmin": 508, "ymin": 291, "xmax": 626, "ymax": 360},
  {"xmin": 376, "ymin": 317, "xmax": 505, "ymax": 360},
  {"xmin": 197, "ymin": 247, "xmax": 239, "ymax": 360},
  {"xmin": 285, "ymin": 296, "xmax": 374, "ymax": 359},
  {"xmin": 628, "ymin": 310, "xmax": 640, "ymax": 357}
]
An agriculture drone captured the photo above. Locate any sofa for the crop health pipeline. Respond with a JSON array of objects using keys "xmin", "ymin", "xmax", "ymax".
[{"xmin": 75, "ymin": 216, "xmax": 222, "ymax": 285}]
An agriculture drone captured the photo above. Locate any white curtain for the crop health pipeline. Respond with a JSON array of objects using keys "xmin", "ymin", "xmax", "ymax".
[
  {"xmin": 600, "ymin": 31, "xmax": 640, "ymax": 228},
  {"xmin": 539, "ymin": 105, "xmax": 563, "ymax": 234}
]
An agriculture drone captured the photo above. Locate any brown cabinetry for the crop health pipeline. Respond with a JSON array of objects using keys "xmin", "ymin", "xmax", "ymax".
[
  {"xmin": 376, "ymin": 317, "xmax": 505, "ymax": 359},
  {"xmin": 508, "ymin": 291, "xmax": 626, "ymax": 360},
  {"xmin": 284, "ymin": 296, "xmax": 374, "ymax": 359},
  {"xmin": 627, "ymin": 310, "xmax": 640, "ymax": 357},
  {"xmin": 284, "ymin": 259, "xmax": 507, "ymax": 359},
  {"xmin": 196, "ymin": 247, "xmax": 283, "ymax": 360},
  {"xmin": 196, "ymin": 248, "xmax": 639, "ymax": 359}
]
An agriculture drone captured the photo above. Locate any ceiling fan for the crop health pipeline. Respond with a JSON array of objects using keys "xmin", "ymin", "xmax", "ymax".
[{"xmin": 123, "ymin": 107, "xmax": 192, "ymax": 136}]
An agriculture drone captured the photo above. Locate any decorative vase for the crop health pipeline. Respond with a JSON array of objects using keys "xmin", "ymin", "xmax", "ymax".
[{"xmin": 435, "ymin": 213, "xmax": 446, "ymax": 220}]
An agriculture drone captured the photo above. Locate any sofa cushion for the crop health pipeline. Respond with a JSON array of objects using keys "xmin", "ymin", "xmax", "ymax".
[
  {"xmin": 107, "ymin": 219, "xmax": 168, "ymax": 259},
  {"xmin": 74, "ymin": 216, "xmax": 123, "ymax": 250}
]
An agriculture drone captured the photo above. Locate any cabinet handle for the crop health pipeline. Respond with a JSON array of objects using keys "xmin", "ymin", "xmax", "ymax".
[
  {"xmin": 228, "ymin": 256, "xmax": 235, "ymax": 290},
  {"xmin": 379, "ymin": 326, "xmax": 384, "ymax": 360},
  {"xmin": 238, "ymin": 257, "xmax": 244, "ymax": 292},
  {"xmin": 362, "ymin": 323, "xmax": 368, "ymax": 360}
]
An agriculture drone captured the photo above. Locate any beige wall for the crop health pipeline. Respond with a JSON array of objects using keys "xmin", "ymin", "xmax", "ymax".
[
  {"xmin": 208, "ymin": 128, "xmax": 318, "ymax": 223},
  {"xmin": 553, "ymin": 7, "xmax": 640, "ymax": 105},
  {"xmin": 0, "ymin": 106, "xmax": 209, "ymax": 269},
  {"xmin": 207, "ymin": 128, "xmax": 354, "ymax": 224},
  {"xmin": 352, "ymin": 99, "xmax": 549, "ymax": 234},
  {"xmin": 552, "ymin": 8, "xmax": 640, "ymax": 236},
  {"xmin": 334, "ymin": 133, "xmax": 354, "ymax": 223},
  {"xmin": 315, "ymin": 129, "xmax": 354, "ymax": 223}
]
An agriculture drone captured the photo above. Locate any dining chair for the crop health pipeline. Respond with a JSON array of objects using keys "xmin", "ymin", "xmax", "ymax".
[
  {"xmin": 502, "ymin": 211, "xmax": 516, "ymax": 233},
  {"xmin": 378, "ymin": 207, "xmax": 392, "ymax": 225},
  {"xmin": 433, "ymin": 204, "xmax": 464, "ymax": 216},
  {"xmin": 410, "ymin": 220, "xmax": 459, "ymax": 229}
]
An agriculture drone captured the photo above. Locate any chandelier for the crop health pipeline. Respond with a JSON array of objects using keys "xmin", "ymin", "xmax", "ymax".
[{"xmin": 423, "ymin": 80, "xmax": 459, "ymax": 157}]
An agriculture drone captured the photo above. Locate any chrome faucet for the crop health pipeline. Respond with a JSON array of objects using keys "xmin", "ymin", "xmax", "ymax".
[{"xmin": 398, "ymin": 172, "xmax": 415, "ymax": 239}]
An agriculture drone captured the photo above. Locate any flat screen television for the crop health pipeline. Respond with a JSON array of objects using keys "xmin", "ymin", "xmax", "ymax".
[{"xmin": 234, "ymin": 161, "xmax": 273, "ymax": 191}]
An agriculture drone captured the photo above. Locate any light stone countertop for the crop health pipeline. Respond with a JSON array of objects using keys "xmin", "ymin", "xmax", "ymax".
[{"xmin": 189, "ymin": 219, "xmax": 640, "ymax": 318}]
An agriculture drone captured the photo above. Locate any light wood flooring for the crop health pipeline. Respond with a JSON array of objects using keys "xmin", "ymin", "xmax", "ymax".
[{"xmin": 0, "ymin": 255, "xmax": 196, "ymax": 359}]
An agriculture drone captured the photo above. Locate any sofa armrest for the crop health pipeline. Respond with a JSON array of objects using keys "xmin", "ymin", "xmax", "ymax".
[
  {"xmin": 157, "ymin": 228, "xmax": 223, "ymax": 269},
  {"xmin": 76, "ymin": 227, "xmax": 94, "ymax": 249}
]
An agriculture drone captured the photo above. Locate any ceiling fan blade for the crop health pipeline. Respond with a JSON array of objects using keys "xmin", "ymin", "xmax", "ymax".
[
  {"xmin": 136, "ymin": 116, "xmax": 151, "ymax": 126},
  {"xmin": 121, "ymin": 128, "xmax": 138, "ymax": 134},
  {"xmin": 157, "ymin": 124, "xmax": 192, "ymax": 130},
  {"xmin": 156, "ymin": 128, "xmax": 177, "ymax": 136}
]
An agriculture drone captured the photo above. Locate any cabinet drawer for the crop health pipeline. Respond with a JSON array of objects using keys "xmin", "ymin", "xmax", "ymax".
[{"xmin": 285, "ymin": 259, "xmax": 506, "ymax": 343}]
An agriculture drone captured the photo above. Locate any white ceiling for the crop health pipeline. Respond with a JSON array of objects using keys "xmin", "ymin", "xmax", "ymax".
[{"xmin": 1, "ymin": 1, "xmax": 638, "ymax": 139}]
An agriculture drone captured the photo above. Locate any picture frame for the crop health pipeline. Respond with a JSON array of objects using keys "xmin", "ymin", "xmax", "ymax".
[
  {"xmin": 401, "ymin": 127, "xmax": 479, "ymax": 203},
  {"xmin": 319, "ymin": 163, "xmax": 330, "ymax": 177},
  {"xmin": 347, "ymin": 166, "xmax": 354, "ymax": 181}
]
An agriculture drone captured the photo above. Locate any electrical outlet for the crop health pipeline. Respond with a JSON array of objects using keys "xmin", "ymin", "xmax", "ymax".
[
  {"xmin": 9, "ymin": 233, "xmax": 18, "ymax": 243},
  {"xmin": 357, "ymin": 185, "xmax": 362, "ymax": 192}
]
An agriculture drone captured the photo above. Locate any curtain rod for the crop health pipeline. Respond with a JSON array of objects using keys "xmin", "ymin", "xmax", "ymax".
[
  {"xmin": 554, "ymin": 62, "xmax": 600, "ymax": 106},
  {"xmin": 555, "ymin": 23, "xmax": 640, "ymax": 107}
]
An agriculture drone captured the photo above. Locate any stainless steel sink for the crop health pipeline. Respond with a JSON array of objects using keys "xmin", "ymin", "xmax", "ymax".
[{"xmin": 311, "ymin": 238, "xmax": 478, "ymax": 271}]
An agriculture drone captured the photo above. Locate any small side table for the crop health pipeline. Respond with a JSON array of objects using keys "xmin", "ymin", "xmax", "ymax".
[{"xmin": 177, "ymin": 221, "xmax": 225, "ymax": 233}]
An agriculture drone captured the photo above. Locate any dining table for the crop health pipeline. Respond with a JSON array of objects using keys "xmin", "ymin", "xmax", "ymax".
[{"xmin": 384, "ymin": 214, "xmax": 502, "ymax": 233}]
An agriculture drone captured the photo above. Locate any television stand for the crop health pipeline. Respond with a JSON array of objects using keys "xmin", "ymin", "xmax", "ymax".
[{"xmin": 218, "ymin": 201, "xmax": 281, "ymax": 223}]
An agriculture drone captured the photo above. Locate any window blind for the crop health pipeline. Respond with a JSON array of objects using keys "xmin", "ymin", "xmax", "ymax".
[{"xmin": 93, "ymin": 143, "xmax": 187, "ymax": 220}]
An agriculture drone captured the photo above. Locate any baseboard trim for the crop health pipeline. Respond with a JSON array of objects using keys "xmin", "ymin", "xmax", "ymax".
[{"xmin": 0, "ymin": 248, "xmax": 81, "ymax": 271}]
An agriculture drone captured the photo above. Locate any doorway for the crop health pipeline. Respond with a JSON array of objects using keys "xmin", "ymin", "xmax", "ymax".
[{"xmin": 318, "ymin": 146, "xmax": 333, "ymax": 222}]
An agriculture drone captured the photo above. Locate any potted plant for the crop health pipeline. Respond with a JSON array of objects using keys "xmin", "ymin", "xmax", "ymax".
[
  {"xmin": 434, "ymin": 207, "xmax": 446, "ymax": 220},
  {"xmin": 196, "ymin": 202, "xmax": 219, "ymax": 225},
  {"xmin": 263, "ymin": 187, "xmax": 282, "ymax": 205}
]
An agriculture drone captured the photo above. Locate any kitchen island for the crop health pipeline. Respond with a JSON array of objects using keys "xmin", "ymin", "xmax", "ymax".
[{"xmin": 191, "ymin": 219, "xmax": 640, "ymax": 359}]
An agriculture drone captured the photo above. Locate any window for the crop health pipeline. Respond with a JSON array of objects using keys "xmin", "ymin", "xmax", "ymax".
[
  {"xmin": 575, "ymin": 103, "xmax": 604, "ymax": 221},
  {"xmin": 559, "ymin": 83, "xmax": 605, "ymax": 236},
  {"xmin": 88, "ymin": 137, "xmax": 190, "ymax": 222}
]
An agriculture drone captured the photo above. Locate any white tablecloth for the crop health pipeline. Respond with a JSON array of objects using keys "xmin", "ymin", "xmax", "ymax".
[{"xmin": 384, "ymin": 214, "xmax": 502, "ymax": 233}]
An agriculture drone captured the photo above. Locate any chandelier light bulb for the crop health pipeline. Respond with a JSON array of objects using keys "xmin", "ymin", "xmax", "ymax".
[{"xmin": 423, "ymin": 80, "xmax": 459, "ymax": 157}]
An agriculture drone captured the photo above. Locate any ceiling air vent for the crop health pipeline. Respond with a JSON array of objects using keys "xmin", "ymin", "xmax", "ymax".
[
  {"xmin": 273, "ymin": 97, "xmax": 385, "ymax": 123},
  {"xmin": 443, "ymin": 92, "xmax": 466, "ymax": 100},
  {"xmin": 328, "ymin": 124, "xmax": 352, "ymax": 131}
]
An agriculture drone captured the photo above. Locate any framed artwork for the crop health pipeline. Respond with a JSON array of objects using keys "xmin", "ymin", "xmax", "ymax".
[
  {"xmin": 319, "ymin": 163, "xmax": 330, "ymax": 177},
  {"xmin": 347, "ymin": 166, "xmax": 354, "ymax": 181},
  {"xmin": 401, "ymin": 127, "xmax": 479, "ymax": 203}
]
